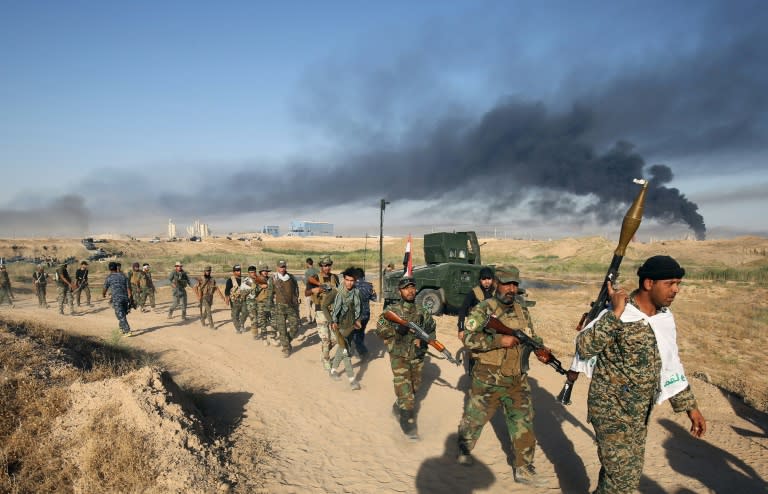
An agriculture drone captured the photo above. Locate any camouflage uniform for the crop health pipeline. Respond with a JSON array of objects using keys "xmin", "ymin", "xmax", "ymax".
[
  {"xmin": 55, "ymin": 263, "xmax": 75, "ymax": 315},
  {"xmin": 309, "ymin": 265, "xmax": 339, "ymax": 368},
  {"xmin": 103, "ymin": 271, "xmax": 131, "ymax": 334},
  {"xmin": 168, "ymin": 267, "xmax": 191, "ymax": 320},
  {"xmin": 33, "ymin": 267, "xmax": 48, "ymax": 308},
  {"xmin": 576, "ymin": 292, "xmax": 698, "ymax": 494},
  {"xmin": 139, "ymin": 266, "xmax": 156, "ymax": 310},
  {"xmin": 375, "ymin": 299, "xmax": 436, "ymax": 412},
  {"xmin": 458, "ymin": 295, "xmax": 540, "ymax": 469},
  {"xmin": 247, "ymin": 267, "xmax": 272, "ymax": 338},
  {"xmin": 225, "ymin": 271, "xmax": 246, "ymax": 332},
  {"xmin": 74, "ymin": 264, "xmax": 91, "ymax": 306},
  {"xmin": 0, "ymin": 267, "xmax": 13, "ymax": 307},
  {"xmin": 196, "ymin": 274, "xmax": 219, "ymax": 327},
  {"xmin": 267, "ymin": 269, "xmax": 300, "ymax": 356},
  {"xmin": 128, "ymin": 266, "xmax": 145, "ymax": 309}
]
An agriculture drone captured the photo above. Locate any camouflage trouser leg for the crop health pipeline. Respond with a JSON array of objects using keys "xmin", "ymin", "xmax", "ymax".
[
  {"xmin": 201, "ymin": 297, "xmax": 214, "ymax": 326},
  {"xmin": 388, "ymin": 353, "xmax": 424, "ymax": 411},
  {"xmin": 168, "ymin": 290, "xmax": 187, "ymax": 318},
  {"xmin": 142, "ymin": 288, "xmax": 155, "ymax": 309},
  {"xmin": 330, "ymin": 336, "xmax": 355, "ymax": 378},
  {"xmin": 230, "ymin": 300, "xmax": 245, "ymax": 331},
  {"xmin": 458, "ymin": 373, "xmax": 536, "ymax": 468},
  {"xmin": 273, "ymin": 303, "xmax": 298, "ymax": 352},
  {"xmin": 75, "ymin": 285, "xmax": 91, "ymax": 305},
  {"xmin": 0, "ymin": 287, "xmax": 12, "ymax": 306},
  {"xmin": 245, "ymin": 299, "xmax": 258, "ymax": 332},
  {"xmin": 593, "ymin": 419, "xmax": 648, "ymax": 494},
  {"xmin": 254, "ymin": 302, "xmax": 271, "ymax": 337},
  {"xmin": 112, "ymin": 299, "xmax": 131, "ymax": 333},
  {"xmin": 57, "ymin": 285, "xmax": 74, "ymax": 314},
  {"xmin": 130, "ymin": 284, "xmax": 141, "ymax": 308},
  {"xmin": 36, "ymin": 285, "xmax": 47, "ymax": 307},
  {"xmin": 317, "ymin": 311, "xmax": 336, "ymax": 365},
  {"xmin": 304, "ymin": 296, "xmax": 316, "ymax": 322}
]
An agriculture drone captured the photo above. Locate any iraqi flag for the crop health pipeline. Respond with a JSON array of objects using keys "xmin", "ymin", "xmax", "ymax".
[{"xmin": 402, "ymin": 234, "xmax": 413, "ymax": 277}]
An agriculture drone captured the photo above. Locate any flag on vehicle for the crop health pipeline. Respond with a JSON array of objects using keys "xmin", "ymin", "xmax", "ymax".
[{"xmin": 402, "ymin": 234, "xmax": 413, "ymax": 277}]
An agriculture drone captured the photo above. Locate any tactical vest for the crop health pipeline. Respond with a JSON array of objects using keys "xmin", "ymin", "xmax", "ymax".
[
  {"xmin": 311, "ymin": 273, "xmax": 339, "ymax": 306},
  {"xmin": 130, "ymin": 270, "xmax": 143, "ymax": 286},
  {"xmin": 229, "ymin": 276, "xmax": 243, "ymax": 301},
  {"xmin": 473, "ymin": 286, "xmax": 485, "ymax": 302},
  {"xmin": 198, "ymin": 277, "xmax": 216, "ymax": 298},
  {"xmin": 272, "ymin": 274, "xmax": 298, "ymax": 306},
  {"xmin": 475, "ymin": 298, "xmax": 531, "ymax": 376}
]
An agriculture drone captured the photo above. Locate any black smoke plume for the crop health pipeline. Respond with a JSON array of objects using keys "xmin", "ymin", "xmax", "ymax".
[{"xmin": 0, "ymin": 194, "xmax": 90, "ymax": 237}]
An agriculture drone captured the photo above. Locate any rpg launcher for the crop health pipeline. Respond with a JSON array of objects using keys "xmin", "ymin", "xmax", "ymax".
[
  {"xmin": 484, "ymin": 316, "xmax": 567, "ymax": 376},
  {"xmin": 383, "ymin": 310, "xmax": 460, "ymax": 365},
  {"xmin": 556, "ymin": 178, "xmax": 649, "ymax": 405}
]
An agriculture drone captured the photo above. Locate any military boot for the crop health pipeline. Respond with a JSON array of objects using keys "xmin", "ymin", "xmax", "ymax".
[{"xmin": 399, "ymin": 409, "xmax": 419, "ymax": 440}]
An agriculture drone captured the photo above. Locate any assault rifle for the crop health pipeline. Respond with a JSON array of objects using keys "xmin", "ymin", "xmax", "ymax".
[
  {"xmin": 383, "ymin": 310, "xmax": 460, "ymax": 365},
  {"xmin": 484, "ymin": 316, "xmax": 567, "ymax": 375},
  {"xmin": 556, "ymin": 178, "xmax": 649, "ymax": 405}
]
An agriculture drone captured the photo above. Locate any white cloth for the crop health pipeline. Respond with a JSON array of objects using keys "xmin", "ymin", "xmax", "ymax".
[
  {"xmin": 276, "ymin": 273, "xmax": 290, "ymax": 282},
  {"xmin": 571, "ymin": 304, "xmax": 688, "ymax": 404}
]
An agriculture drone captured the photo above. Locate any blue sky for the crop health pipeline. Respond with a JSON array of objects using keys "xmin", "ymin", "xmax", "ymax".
[{"xmin": 1, "ymin": 1, "xmax": 765, "ymax": 239}]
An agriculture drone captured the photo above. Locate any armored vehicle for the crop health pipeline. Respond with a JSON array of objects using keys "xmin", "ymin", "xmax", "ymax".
[{"xmin": 382, "ymin": 231, "xmax": 493, "ymax": 315}]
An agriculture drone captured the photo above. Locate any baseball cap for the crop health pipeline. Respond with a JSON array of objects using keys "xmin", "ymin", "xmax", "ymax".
[
  {"xmin": 495, "ymin": 265, "xmax": 520, "ymax": 285},
  {"xmin": 233, "ymin": 264, "xmax": 241, "ymax": 271},
  {"xmin": 277, "ymin": 260, "xmax": 287, "ymax": 267},
  {"xmin": 397, "ymin": 276, "xmax": 416, "ymax": 289},
  {"xmin": 175, "ymin": 261, "xmax": 182, "ymax": 267}
]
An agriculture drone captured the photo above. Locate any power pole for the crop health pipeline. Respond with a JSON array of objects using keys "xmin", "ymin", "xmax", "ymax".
[{"xmin": 379, "ymin": 198, "xmax": 390, "ymax": 296}]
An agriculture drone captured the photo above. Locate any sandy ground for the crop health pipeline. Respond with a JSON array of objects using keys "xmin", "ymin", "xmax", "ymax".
[{"xmin": 2, "ymin": 287, "xmax": 767, "ymax": 494}]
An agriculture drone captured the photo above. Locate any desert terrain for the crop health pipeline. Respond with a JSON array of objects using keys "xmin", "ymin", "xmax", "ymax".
[{"xmin": 1, "ymin": 234, "xmax": 767, "ymax": 493}]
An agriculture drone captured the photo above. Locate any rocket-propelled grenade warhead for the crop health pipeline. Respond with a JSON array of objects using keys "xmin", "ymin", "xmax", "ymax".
[{"xmin": 615, "ymin": 179, "xmax": 649, "ymax": 257}]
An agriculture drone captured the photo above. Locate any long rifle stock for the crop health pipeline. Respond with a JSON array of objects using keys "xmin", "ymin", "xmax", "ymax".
[
  {"xmin": 557, "ymin": 178, "xmax": 649, "ymax": 405},
  {"xmin": 383, "ymin": 310, "xmax": 460, "ymax": 365},
  {"xmin": 485, "ymin": 316, "xmax": 567, "ymax": 375}
]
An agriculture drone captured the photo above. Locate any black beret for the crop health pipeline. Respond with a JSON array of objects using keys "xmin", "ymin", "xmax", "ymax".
[{"xmin": 637, "ymin": 255, "xmax": 685, "ymax": 280}]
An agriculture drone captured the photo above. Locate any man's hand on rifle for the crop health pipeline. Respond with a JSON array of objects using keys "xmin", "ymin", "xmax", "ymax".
[
  {"xmin": 500, "ymin": 334, "xmax": 521, "ymax": 348},
  {"xmin": 534, "ymin": 347, "xmax": 553, "ymax": 364},
  {"xmin": 395, "ymin": 324, "xmax": 409, "ymax": 336}
]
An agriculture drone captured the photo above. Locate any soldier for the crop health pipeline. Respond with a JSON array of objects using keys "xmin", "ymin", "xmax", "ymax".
[
  {"xmin": 266, "ymin": 260, "xmax": 300, "ymax": 357},
  {"xmin": 242, "ymin": 265, "xmax": 269, "ymax": 337},
  {"xmin": 224, "ymin": 265, "xmax": 246, "ymax": 333},
  {"xmin": 32, "ymin": 264, "xmax": 49, "ymax": 308},
  {"xmin": 375, "ymin": 276, "xmax": 436, "ymax": 439},
  {"xmin": 139, "ymin": 263, "xmax": 156, "ymax": 311},
  {"xmin": 576, "ymin": 255, "xmax": 706, "ymax": 494},
  {"xmin": 55, "ymin": 261, "xmax": 77, "ymax": 315},
  {"xmin": 168, "ymin": 261, "xmax": 191, "ymax": 321},
  {"xmin": 352, "ymin": 267, "xmax": 377, "ymax": 360},
  {"xmin": 307, "ymin": 256, "xmax": 340, "ymax": 370},
  {"xmin": 457, "ymin": 266, "xmax": 496, "ymax": 374},
  {"xmin": 252, "ymin": 265, "xmax": 273, "ymax": 341},
  {"xmin": 128, "ymin": 262, "xmax": 144, "ymax": 309},
  {"xmin": 102, "ymin": 261, "xmax": 133, "ymax": 336},
  {"xmin": 0, "ymin": 264, "xmax": 14, "ymax": 308},
  {"xmin": 329, "ymin": 267, "xmax": 362, "ymax": 390},
  {"xmin": 456, "ymin": 265, "xmax": 548, "ymax": 486},
  {"xmin": 303, "ymin": 257, "xmax": 319, "ymax": 324},
  {"xmin": 74, "ymin": 261, "xmax": 92, "ymax": 307},
  {"xmin": 195, "ymin": 266, "xmax": 224, "ymax": 328}
]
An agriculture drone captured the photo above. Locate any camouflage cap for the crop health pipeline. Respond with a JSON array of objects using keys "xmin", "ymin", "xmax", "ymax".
[
  {"xmin": 494, "ymin": 265, "xmax": 520, "ymax": 284},
  {"xmin": 175, "ymin": 261, "xmax": 182, "ymax": 267},
  {"xmin": 247, "ymin": 265, "xmax": 257, "ymax": 272},
  {"xmin": 277, "ymin": 260, "xmax": 287, "ymax": 267},
  {"xmin": 397, "ymin": 276, "xmax": 416, "ymax": 289},
  {"xmin": 320, "ymin": 256, "xmax": 333, "ymax": 266},
  {"xmin": 258, "ymin": 264, "xmax": 271, "ymax": 272}
]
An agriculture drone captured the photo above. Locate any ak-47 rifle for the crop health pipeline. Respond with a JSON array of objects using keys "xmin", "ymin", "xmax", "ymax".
[
  {"xmin": 383, "ymin": 310, "xmax": 461, "ymax": 365},
  {"xmin": 484, "ymin": 316, "xmax": 567, "ymax": 375},
  {"xmin": 556, "ymin": 178, "xmax": 649, "ymax": 405}
]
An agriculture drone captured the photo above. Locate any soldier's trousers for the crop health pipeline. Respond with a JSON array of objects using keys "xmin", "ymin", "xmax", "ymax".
[
  {"xmin": 74, "ymin": 285, "xmax": 91, "ymax": 306},
  {"xmin": 317, "ymin": 311, "xmax": 336, "ymax": 363},
  {"xmin": 458, "ymin": 372, "xmax": 536, "ymax": 468},
  {"xmin": 592, "ymin": 418, "xmax": 648, "ymax": 494},
  {"xmin": 168, "ymin": 290, "xmax": 187, "ymax": 318},
  {"xmin": 304, "ymin": 296, "xmax": 316, "ymax": 322},
  {"xmin": 230, "ymin": 299, "xmax": 246, "ymax": 331},
  {"xmin": 200, "ymin": 296, "xmax": 214, "ymax": 327},
  {"xmin": 131, "ymin": 284, "xmax": 141, "ymax": 307},
  {"xmin": 387, "ymin": 353, "xmax": 425, "ymax": 411},
  {"xmin": 330, "ymin": 335, "xmax": 355, "ymax": 378},
  {"xmin": 112, "ymin": 299, "xmax": 131, "ymax": 333},
  {"xmin": 0, "ymin": 287, "xmax": 12, "ymax": 306},
  {"xmin": 140, "ymin": 287, "xmax": 155, "ymax": 309},
  {"xmin": 35, "ymin": 285, "xmax": 47, "ymax": 307},
  {"xmin": 252, "ymin": 301, "xmax": 272, "ymax": 337},
  {"xmin": 273, "ymin": 303, "xmax": 299, "ymax": 352},
  {"xmin": 57, "ymin": 285, "xmax": 74, "ymax": 314}
]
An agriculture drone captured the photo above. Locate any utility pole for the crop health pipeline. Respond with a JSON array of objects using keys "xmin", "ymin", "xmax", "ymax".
[{"xmin": 379, "ymin": 198, "xmax": 390, "ymax": 296}]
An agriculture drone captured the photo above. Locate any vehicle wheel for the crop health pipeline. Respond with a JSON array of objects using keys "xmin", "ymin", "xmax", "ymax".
[{"xmin": 416, "ymin": 289, "xmax": 443, "ymax": 316}]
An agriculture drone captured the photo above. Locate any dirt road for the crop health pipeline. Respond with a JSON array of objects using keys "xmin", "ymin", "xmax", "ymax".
[{"xmin": 3, "ymin": 290, "xmax": 767, "ymax": 493}]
